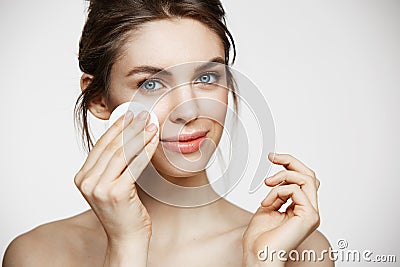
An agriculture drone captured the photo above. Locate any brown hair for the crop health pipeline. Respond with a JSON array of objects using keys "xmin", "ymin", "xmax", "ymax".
[{"xmin": 75, "ymin": 0, "xmax": 238, "ymax": 152}]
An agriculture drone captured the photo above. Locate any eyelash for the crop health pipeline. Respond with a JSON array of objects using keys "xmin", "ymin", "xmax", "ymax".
[
  {"xmin": 194, "ymin": 72, "xmax": 222, "ymax": 85},
  {"xmin": 136, "ymin": 71, "xmax": 222, "ymax": 95},
  {"xmin": 136, "ymin": 78, "xmax": 163, "ymax": 95}
]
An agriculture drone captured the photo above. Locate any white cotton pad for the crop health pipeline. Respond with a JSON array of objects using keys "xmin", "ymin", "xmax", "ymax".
[{"xmin": 106, "ymin": 101, "xmax": 159, "ymax": 132}]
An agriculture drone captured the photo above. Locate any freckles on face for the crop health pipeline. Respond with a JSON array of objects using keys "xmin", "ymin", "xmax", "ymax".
[{"xmin": 107, "ymin": 18, "xmax": 230, "ymax": 176}]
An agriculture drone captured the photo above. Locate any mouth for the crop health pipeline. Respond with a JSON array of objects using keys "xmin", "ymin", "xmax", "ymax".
[{"xmin": 161, "ymin": 131, "xmax": 209, "ymax": 154}]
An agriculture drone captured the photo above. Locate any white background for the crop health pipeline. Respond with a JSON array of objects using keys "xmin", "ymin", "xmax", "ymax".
[{"xmin": 1, "ymin": 1, "xmax": 399, "ymax": 265}]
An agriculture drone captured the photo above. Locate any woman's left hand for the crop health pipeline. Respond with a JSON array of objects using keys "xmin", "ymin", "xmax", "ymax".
[{"xmin": 242, "ymin": 153, "xmax": 321, "ymax": 266}]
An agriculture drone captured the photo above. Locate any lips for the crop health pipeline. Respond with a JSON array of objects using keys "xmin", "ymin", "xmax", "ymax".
[
  {"xmin": 161, "ymin": 131, "xmax": 208, "ymax": 154},
  {"xmin": 161, "ymin": 131, "xmax": 208, "ymax": 142}
]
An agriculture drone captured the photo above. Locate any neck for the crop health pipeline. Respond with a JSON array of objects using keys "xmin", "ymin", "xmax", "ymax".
[{"xmin": 136, "ymin": 170, "xmax": 229, "ymax": 241}]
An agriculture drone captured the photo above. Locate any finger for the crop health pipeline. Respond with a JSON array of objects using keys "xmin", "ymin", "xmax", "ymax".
[
  {"xmin": 261, "ymin": 184, "xmax": 320, "ymax": 248},
  {"xmin": 268, "ymin": 153, "xmax": 316, "ymax": 178},
  {"xmin": 265, "ymin": 170, "xmax": 318, "ymax": 210},
  {"xmin": 98, "ymin": 124, "xmax": 158, "ymax": 184},
  {"xmin": 122, "ymin": 111, "xmax": 152, "ymax": 145},
  {"xmin": 286, "ymin": 201, "xmax": 295, "ymax": 217},
  {"xmin": 123, "ymin": 123, "xmax": 158, "ymax": 165},
  {"xmin": 261, "ymin": 184, "xmax": 312, "ymax": 211},
  {"xmin": 75, "ymin": 111, "xmax": 133, "ymax": 185},
  {"xmin": 262, "ymin": 193, "xmax": 289, "ymax": 211},
  {"xmin": 316, "ymin": 178, "xmax": 321, "ymax": 189},
  {"xmin": 84, "ymin": 111, "xmax": 150, "ymax": 182},
  {"xmin": 116, "ymin": 135, "xmax": 159, "ymax": 185}
]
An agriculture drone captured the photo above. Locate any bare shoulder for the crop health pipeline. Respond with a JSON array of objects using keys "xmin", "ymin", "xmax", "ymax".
[
  {"xmin": 3, "ymin": 210, "xmax": 105, "ymax": 267},
  {"xmin": 221, "ymin": 199, "xmax": 253, "ymax": 230},
  {"xmin": 231, "ymin": 204, "xmax": 253, "ymax": 226},
  {"xmin": 287, "ymin": 230, "xmax": 335, "ymax": 267}
]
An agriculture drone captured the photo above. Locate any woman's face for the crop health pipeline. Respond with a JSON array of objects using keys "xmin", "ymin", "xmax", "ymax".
[{"xmin": 106, "ymin": 18, "xmax": 228, "ymax": 182}]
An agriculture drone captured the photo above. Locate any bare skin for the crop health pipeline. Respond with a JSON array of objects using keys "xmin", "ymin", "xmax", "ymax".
[
  {"xmin": 3, "ymin": 199, "xmax": 330, "ymax": 266},
  {"xmin": 3, "ymin": 18, "xmax": 333, "ymax": 267}
]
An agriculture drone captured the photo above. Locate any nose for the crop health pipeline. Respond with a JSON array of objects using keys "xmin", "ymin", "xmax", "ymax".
[{"xmin": 168, "ymin": 84, "xmax": 200, "ymax": 124}]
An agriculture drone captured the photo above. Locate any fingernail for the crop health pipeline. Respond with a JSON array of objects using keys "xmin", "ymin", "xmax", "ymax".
[
  {"xmin": 269, "ymin": 152, "xmax": 278, "ymax": 159},
  {"xmin": 146, "ymin": 123, "xmax": 157, "ymax": 132},
  {"xmin": 125, "ymin": 110, "xmax": 133, "ymax": 120},
  {"xmin": 137, "ymin": 111, "xmax": 149, "ymax": 120},
  {"xmin": 151, "ymin": 135, "xmax": 158, "ymax": 143}
]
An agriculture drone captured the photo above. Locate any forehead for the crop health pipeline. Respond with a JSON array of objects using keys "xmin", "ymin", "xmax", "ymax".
[{"xmin": 115, "ymin": 18, "xmax": 225, "ymax": 71}]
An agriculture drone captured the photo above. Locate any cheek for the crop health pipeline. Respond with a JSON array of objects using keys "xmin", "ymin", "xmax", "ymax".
[
  {"xmin": 150, "ymin": 88, "xmax": 229, "ymax": 134},
  {"xmin": 199, "ymin": 88, "xmax": 228, "ymax": 126},
  {"xmin": 149, "ymin": 95, "xmax": 228, "ymax": 175},
  {"xmin": 151, "ymin": 101, "xmax": 171, "ymax": 131}
]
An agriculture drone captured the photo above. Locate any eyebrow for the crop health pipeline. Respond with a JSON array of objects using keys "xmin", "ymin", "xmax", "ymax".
[{"xmin": 125, "ymin": 56, "xmax": 226, "ymax": 78}]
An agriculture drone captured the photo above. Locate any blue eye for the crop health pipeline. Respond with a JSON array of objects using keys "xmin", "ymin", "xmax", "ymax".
[
  {"xmin": 195, "ymin": 73, "xmax": 218, "ymax": 84},
  {"xmin": 140, "ymin": 79, "xmax": 163, "ymax": 91}
]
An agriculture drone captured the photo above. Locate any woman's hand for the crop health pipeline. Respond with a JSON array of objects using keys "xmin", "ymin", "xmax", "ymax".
[
  {"xmin": 74, "ymin": 110, "xmax": 158, "ymax": 266},
  {"xmin": 242, "ymin": 153, "xmax": 321, "ymax": 267}
]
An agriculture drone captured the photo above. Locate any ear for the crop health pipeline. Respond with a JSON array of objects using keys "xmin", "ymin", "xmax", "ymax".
[{"xmin": 80, "ymin": 73, "xmax": 111, "ymax": 120}]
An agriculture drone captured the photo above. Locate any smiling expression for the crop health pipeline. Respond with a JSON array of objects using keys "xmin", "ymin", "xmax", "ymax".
[{"xmin": 106, "ymin": 18, "xmax": 230, "ymax": 179}]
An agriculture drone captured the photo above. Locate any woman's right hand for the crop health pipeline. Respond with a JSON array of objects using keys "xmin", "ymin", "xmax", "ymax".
[{"xmin": 74, "ymin": 110, "xmax": 159, "ymax": 245}]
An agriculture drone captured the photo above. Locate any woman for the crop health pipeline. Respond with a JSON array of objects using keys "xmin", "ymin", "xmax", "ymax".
[{"xmin": 3, "ymin": 0, "xmax": 333, "ymax": 266}]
